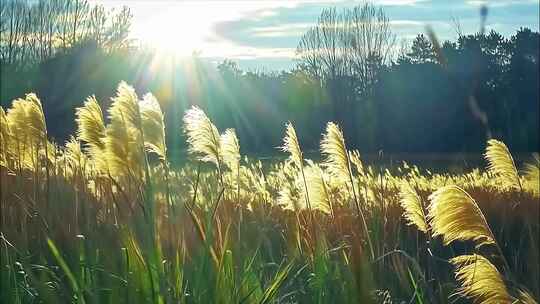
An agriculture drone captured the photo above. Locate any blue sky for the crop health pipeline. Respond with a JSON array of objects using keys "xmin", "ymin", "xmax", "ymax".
[{"xmin": 95, "ymin": 0, "xmax": 539, "ymax": 71}]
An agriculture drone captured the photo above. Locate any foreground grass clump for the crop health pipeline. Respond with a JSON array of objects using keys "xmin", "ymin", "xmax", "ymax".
[{"xmin": 1, "ymin": 83, "xmax": 539, "ymax": 304}]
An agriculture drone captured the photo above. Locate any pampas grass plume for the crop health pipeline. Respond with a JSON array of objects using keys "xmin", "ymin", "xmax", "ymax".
[
  {"xmin": 220, "ymin": 128, "xmax": 240, "ymax": 171},
  {"xmin": 281, "ymin": 122, "xmax": 303, "ymax": 168},
  {"xmin": 303, "ymin": 163, "xmax": 332, "ymax": 215},
  {"xmin": 399, "ymin": 183, "xmax": 428, "ymax": 233},
  {"xmin": 485, "ymin": 139, "xmax": 521, "ymax": 189},
  {"xmin": 75, "ymin": 95, "xmax": 106, "ymax": 151},
  {"xmin": 450, "ymin": 254, "xmax": 513, "ymax": 304},
  {"xmin": 140, "ymin": 93, "xmax": 166, "ymax": 160},
  {"xmin": 428, "ymin": 185, "xmax": 495, "ymax": 248},
  {"xmin": 321, "ymin": 122, "xmax": 349, "ymax": 181},
  {"xmin": 183, "ymin": 106, "xmax": 221, "ymax": 166}
]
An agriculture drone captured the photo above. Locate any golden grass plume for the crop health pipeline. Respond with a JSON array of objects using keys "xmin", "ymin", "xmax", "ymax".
[
  {"xmin": 4, "ymin": 94, "xmax": 48, "ymax": 169},
  {"xmin": 303, "ymin": 162, "xmax": 332, "ymax": 215},
  {"xmin": 183, "ymin": 106, "xmax": 221, "ymax": 166},
  {"xmin": 281, "ymin": 122, "xmax": 303, "ymax": 168},
  {"xmin": 399, "ymin": 182, "xmax": 428, "ymax": 233},
  {"xmin": 349, "ymin": 149, "xmax": 364, "ymax": 176},
  {"xmin": 450, "ymin": 254, "xmax": 513, "ymax": 304},
  {"xmin": 140, "ymin": 93, "xmax": 166, "ymax": 160},
  {"xmin": 321, "ymin": 122, "xmax": 349, "ymax": 181},
  {"xmin": 65, "ymin": 136, "xmax": 88, "ymax": 177},
  {"xmin": 484, "ymin": 139, "xmax": 521, "ymax": 189},
  {"xmin": 0, "ymin": 107, "xmax": 10, "ymax": 164},
  {"xmin": 23, "ymin": 93, "xmax": 47, "ymax": 141},
  {"xmin": 517, "ymin": 290, "xmax": 538, "ymax": 304},
  {"xmin": 220, "ymin": 128, "xmax": 240, "ymax": 172},
  {"xmin": 277, "ymin": 178, "xmax": 303, "ymax": 212},
  {"xmin": 109, "ymin": 81, "xmax": 142, "ymax": 128},
  {"xmin": 523, "ymin": 154, "xmax": 539, "ymax": 195},
  {"xmin": 75, "ymin": 96, "xmax": 106, "ymax": 151},
  {"xmin": 6, "ymin": 94, "xmax": 47, "ymax": 142},
  {"xmin": 428, "ymin": 185, "xmax": 495, "ymax": 248},
  {"xmin": 104, "ymin": 83, "xmax": 144, "ymax": 177}
]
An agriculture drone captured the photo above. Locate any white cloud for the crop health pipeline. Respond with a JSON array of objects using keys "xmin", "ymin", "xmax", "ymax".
[
  {"xmin": 201, "ymin": 40, "xmax": 296, "ymax": 59},
  {"xmin": 465, "ymin": 0, "xmax": 538, "ymax": 7},
  {"xmin": 390, "ymin": 20, "xmax": 452, "ymax": 29},
  {"xmin": 390, "ymin": 20, "xmax": 425, "ymax": 26},
  {"xmin": 251, "ymin": 23, "xmax": 314, "ymax": 37},
  {"xmin": 374, "ymin": 0, "xmax": 430, "ymax": 5}
]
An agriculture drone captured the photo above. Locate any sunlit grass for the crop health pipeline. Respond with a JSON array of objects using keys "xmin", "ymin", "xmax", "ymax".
[{"xmin": 0, "ymin": 83, "xmax": 538, "ymax": 303}]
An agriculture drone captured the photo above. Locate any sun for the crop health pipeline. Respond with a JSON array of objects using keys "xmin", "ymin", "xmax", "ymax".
[{"xmin": 134, "ymin": 3, "xmax": 215, "ymax": 56}]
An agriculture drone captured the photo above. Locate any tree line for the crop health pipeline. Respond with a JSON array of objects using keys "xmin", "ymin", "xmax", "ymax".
[
  {"xmin": 0, "ymin": 0, "xmax": 132, "ymax": 67},
  {"xmin": 1, "ymin": 1, "xmax": 538, "ymax": 155}
]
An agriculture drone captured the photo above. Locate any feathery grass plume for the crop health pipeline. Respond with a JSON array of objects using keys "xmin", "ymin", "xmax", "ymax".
[
  {"xmin": 0, "ymin": 107, "xmax": 7, "ymax": 139},
  {"xmin": 0, "ymin": 106, "xmax": 6, "ymax": 129},
  {"xmin": 75, "ymin": 96, "xmax": 106, "ymax": 151},
  {"xmin": 450, "ymin": 254, "xmax": 513, "ymax": 304},
  {"xmin": 27, "ymin": 94, "xmax": 55, "ymax": 165},
  {"xmin": 0, "ymin": 107, "xmax": 11, "ymax": 165},
  {"xmin": 280, "ymin": 123, "xmax": 304, "ymax": 180},
  {"xmin": 517, "ymin": 290, "xmax": 538, "ymax": 304},
  {"xmin": 6, "ymin": 98, "xmax": 32, "ymax": 169},
  {"xmin": 247, "ymin": 161, "xmax": 272, "ymax": 205},
  {"xmin": 104, "ymin": 110, "xmax": 132, "ymax": 176},
  {"xmin": 281, "ymin": 122, "xmax": 316, "ymax": 233},
  {"xmin": 5, "ymin": 95, "xmax": 48, "ymax": 169},
  {"xmin": 275, "ymin": 160, "xmax": 303, "ymax": 211},
  {"xmin": 523, "ymin": 154, "xmax": 539, "ymax": 195},
  {"xmin": 65, "ymin": 136, "xmax": 88, "ymax": 178},
  {"xmin": 104, "ymin": 83, "xmax": 144, "ymax": 177},
  {"xmin": 65, "ymin": 136, "xmax": 86, "ymax": 166},
  {"xmin": 6, "ymin": 98, "xmax": 29, "ymax": 139},
  {"xmin": 105, "ymin": 113, "xmax": 143, "ymax": 178},
  {"xmin": 399, "ymin": 183, "xmax": 428, "ymax": 233},
  {"xmin": 485, "ymin": 139, "xmax": 521, "ymax": 190},
  {"xmin": 220, "ymin": 128, "xmax": 240, "ymax": 172},
  {"xmin": 140, "ymin": 93, "xmax": 166, "ymax": 160},
  {"xmin": 183, "ymin": 106, "xmax": 221, "ymax": 166},
  {"xmin": 349, "ymin": 149, "xmax": 364, "ymax": 176},
  {"xmin": 428, "ymin": 185, "xmax": 495, "ymax": 248},
  {"xmin": 281, "ymin": 122, "xmax": 303, "ymax": 168},
  {"xmin": 220, "ymin": 129, "xmax": 242, "ymax": 204},
  {"xmin": 110, "ymin": 81, "xmax": 142, "ymax": 128},
  {"xmin": 277, "ymin": 178, "xmax": 303, "ymax": 212},
  {"xmin": 24, "ymin": 93, "xmax": 47, "ymax": 142},
  {"xmin": 303, "ymin": 163, "xmax": 332, "ymax": 215},
  {"xmin": 321, "ymin": 121, "xmax": 374, "ymax": 259},
  {"xmin": 321, "ymin": 122, "xmax": 349, "ymax": 181}
]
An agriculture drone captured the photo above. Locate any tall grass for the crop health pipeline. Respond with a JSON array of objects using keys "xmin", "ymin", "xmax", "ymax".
[{"xmin": 1, "ymin": 83, "xmax": 538, "ymax": 303}]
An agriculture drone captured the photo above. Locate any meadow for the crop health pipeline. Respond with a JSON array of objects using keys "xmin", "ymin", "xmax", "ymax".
[{"xmin": 1, "ymin": 82, "xmax": 539, "ymax": 303}]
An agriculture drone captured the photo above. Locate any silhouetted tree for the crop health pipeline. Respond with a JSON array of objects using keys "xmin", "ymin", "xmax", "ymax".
[
  {"xmin": 406, "ymin": 34, "xmax": 436, "ymax": 64},
  {"xmin": 296, "ymin": 3, "xmax": 395, "ymax": 146},
  {"xmin": 0, "ymin": 0, "xmax": 132, "ymax": 69}
]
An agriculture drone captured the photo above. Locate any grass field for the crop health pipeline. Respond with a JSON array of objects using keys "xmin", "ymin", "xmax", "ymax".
[{"xmin": 1, "ymin": 83, "xmax": 539, "ymax": 303}]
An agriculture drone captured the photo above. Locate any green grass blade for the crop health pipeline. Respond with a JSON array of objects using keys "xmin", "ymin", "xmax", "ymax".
[
  {"xmin": 259, "ymin": 260, "xmax": 295, "ymax": 304},
  {"xmin": 47, "ymin": 238, "xmax": 86, "ymax": 304}
]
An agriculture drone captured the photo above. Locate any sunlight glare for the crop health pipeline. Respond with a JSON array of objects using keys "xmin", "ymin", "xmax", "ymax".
[{"xmin": 135, "ymin": 3, "xmax": 216, "ymax": 56}]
